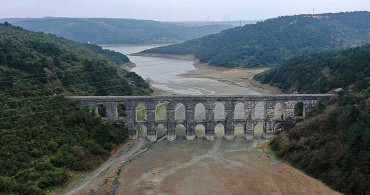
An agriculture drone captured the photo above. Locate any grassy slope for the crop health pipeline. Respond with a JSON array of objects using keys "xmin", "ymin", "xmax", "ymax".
[
  {"xmin": 0, "ymin": 23, "xmax": 151, "ymax": 194},
  {"xmin": 0, "ymin": 18, "xmax": 232, "ymax": 44},
  {"xmin": 255, "ymin": 45, "xmax": 370, "ymax": 194},
  {"xmin": 143, "ymin": 12, "xmax": 370, "ymax": 68}
]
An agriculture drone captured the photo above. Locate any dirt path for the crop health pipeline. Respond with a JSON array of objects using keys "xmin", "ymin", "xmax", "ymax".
[{"xmin": 63, "ymin": 138, "xmax": 146, "ymax": 195}]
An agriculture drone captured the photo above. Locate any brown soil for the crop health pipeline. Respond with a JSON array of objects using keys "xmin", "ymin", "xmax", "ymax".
[{"xmin": 115, "ymin": 139, "xmax": 340, "ymax": 195}]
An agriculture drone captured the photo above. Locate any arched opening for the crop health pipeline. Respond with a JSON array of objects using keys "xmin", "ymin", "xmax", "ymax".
[
  {"xmin": 234, "ymin": 123, "xmax": 244, "ymax": 139},
  {"xmin": 156, "ymin": 124, "xmax": 166, "ymax": 139},
  {"xmin": 194, "ymin": 103, "xmax": 206, "ymax": 121},
  {"xmin": 136, "ymin": 103, "xmax": 147, "ymax": 121},
  {"xmin": 254, "ymin": 123, "xmax": 264, "ymax": 139},
  {"xmin": 117, "ymin": 104, "xmax": 127, "ymax": 117},
  {"xmin": 215, "ymin": 123, "xmax": 225, "ymax": 138},
  {"xmin": 294, "ymin": 102, "xmax": 304, "ymax": 117},
  {"xmin": 175, "ymin": 124, "xmax": 186, "ymax": 140},
  {"xmin": 175, "ymin": 103, "xmax": 185, "ymax": 121},
  {"xmin": 155, "ymin": 103, "xmax": 167, "ymax": 121},
  {"xmin": 274, "ymin": 103, "xmax": 284, "ymax": 120},
  {"xmin": 195, "ymin": 124, "xmax": 205, "ymax": 138},
  {"xmin": 97, "ymin": 104, "xmax": 107, "ymax": 117},
  {"xmin": 234, "ymin": 103, "xmax": 245, "ymax": 120},
  {"xmin": 136, "ymin": 124, "xmax": 147, "ymax": 137},
  {"xmin": 253, "ymin": 102, "xmax": 265, "ymax": 119},
  {"xmin": 214, "ymin": 102, "xmax": 225, "ymax": 121}
]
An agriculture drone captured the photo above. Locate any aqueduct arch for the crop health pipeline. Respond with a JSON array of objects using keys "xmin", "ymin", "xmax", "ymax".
[{"xmin": 69, "ymin": 94, "xmax": 334, "ymax": 142}]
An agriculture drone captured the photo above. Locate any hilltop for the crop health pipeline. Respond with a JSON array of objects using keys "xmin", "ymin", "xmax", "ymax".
[
  {"xmin": 143, "ymin": 12, "xmax": 370, "ymax": 68},
  {"xmin": 0, "ymin": 23, "xmax": 151, "ymax": 194},
  {"xmin": 0, "ymin": 17, "xmax": 232, "ymax": 44}
]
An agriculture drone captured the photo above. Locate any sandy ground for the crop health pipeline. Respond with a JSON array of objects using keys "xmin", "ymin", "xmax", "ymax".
[
  {"xmin": 114, "ymin": 138, "xmax": 339, "ymax": 195},
  {"xmin": 67, "ymin": 128, "xmax": 340, "ymax": 195},
  {"xmin": 184, "ymin": 60, "xmax": 282, "ymax": 95}
]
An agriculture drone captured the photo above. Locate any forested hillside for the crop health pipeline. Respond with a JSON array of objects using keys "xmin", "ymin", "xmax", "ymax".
[
  {"xmin": 143, "ymin": 12, "xmax": 370, "ymax": 68},
  {"xmin": 255, "ymin": 45, "xmax": 369, "ymax": 194},
  {"xmin": 0, "ymin": 17, "xmax": 232, "ymax": 44},
  {"xmin": 255, "ymin": 44, "xmax": 370, "ymax": 93},
  {"xmin": 0, "ymin": 23, "xmax": 151, "ymax": 194},
  {"xmin": 84, "ymin": 43, "xmax": 130, "ymax": 65}
]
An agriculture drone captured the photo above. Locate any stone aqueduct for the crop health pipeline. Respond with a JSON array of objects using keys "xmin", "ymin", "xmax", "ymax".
[{"xmin": 68, "ymin": 94, "xmax": 334, "ymax": 142}]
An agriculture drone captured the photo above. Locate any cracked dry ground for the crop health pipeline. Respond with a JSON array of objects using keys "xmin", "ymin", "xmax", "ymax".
[{"xmin": 110, "ymin": 137, "xmax": 339, "ymax": 195}]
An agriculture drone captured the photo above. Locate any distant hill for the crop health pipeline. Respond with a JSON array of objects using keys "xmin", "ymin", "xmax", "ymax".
[
  {"xmin": 0, "ymin": 23, "xmax": 151, "ymax": 194},
  {"xmin": 255, "ymin": 44, "xmax": 369, "ymax": 194},
  {"xmin": 255, "ymin": 44, "xmax": 370, "ymax": 93},
  {"xmin": 172, "ymin": 20, "xmax": 258, "ymax": 27},
  {"xmin": 143, "ymin": 12, "xmax": 370, "ymax": 68},
  {"xmin": 0, "ymin": 17, "xmax": 232, "ymax": 44}
]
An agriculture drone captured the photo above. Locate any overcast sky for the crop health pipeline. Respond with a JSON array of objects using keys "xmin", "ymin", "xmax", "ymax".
[{"xmin": 1, "ymin": 0, "xmax": 369, "ymax": 21}]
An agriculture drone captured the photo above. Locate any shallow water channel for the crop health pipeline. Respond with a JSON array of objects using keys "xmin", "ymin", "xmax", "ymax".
[{"xmin": 102, "ymin": 44, "xmax": 260, "ymax": 95}]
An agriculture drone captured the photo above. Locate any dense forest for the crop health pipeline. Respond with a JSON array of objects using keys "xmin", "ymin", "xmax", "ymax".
[
  {"xmin": 255, "ymin": 45, "xmax": 369, "ymax": 194},
  {"xmin": 84, "ymin": 43, "xmax": 130, "ymax": 65},
  {"xmin": 0, "ymin": 23, "xmax": 151, "ymax": 194},
  {"xmin": 143, "ymin": 11, "xmax": 370, "ymax": 68},
  {"xmin": 254, "ymin": 44, "xmax": 370, "ymax": 93},
  {"xmin": 0, "ymin": 18, "xmax": 232, "ymax": 44}
]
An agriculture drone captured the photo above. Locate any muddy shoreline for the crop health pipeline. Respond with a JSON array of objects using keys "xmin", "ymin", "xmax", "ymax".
[{"xmin": 133, "ymin": 52, "xmax": 282, "ymax": 95}]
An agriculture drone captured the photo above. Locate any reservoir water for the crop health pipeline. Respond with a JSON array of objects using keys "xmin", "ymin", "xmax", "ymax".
[{"xmin": 102, "ymin": 44, "xmax": 260, "ymax": 95}]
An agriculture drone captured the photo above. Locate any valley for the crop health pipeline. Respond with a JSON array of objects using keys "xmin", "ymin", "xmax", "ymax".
[
  {"xmin": 103, "ymin": 45, "xmax": 280, "ymax": 95},
  {"xmin": 0, "ymin": 8, "xmax": 368, "ymax": 195},
  {"xmin": 61, "ymin": 45, "xmax": 341, "ymax": 195}
]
